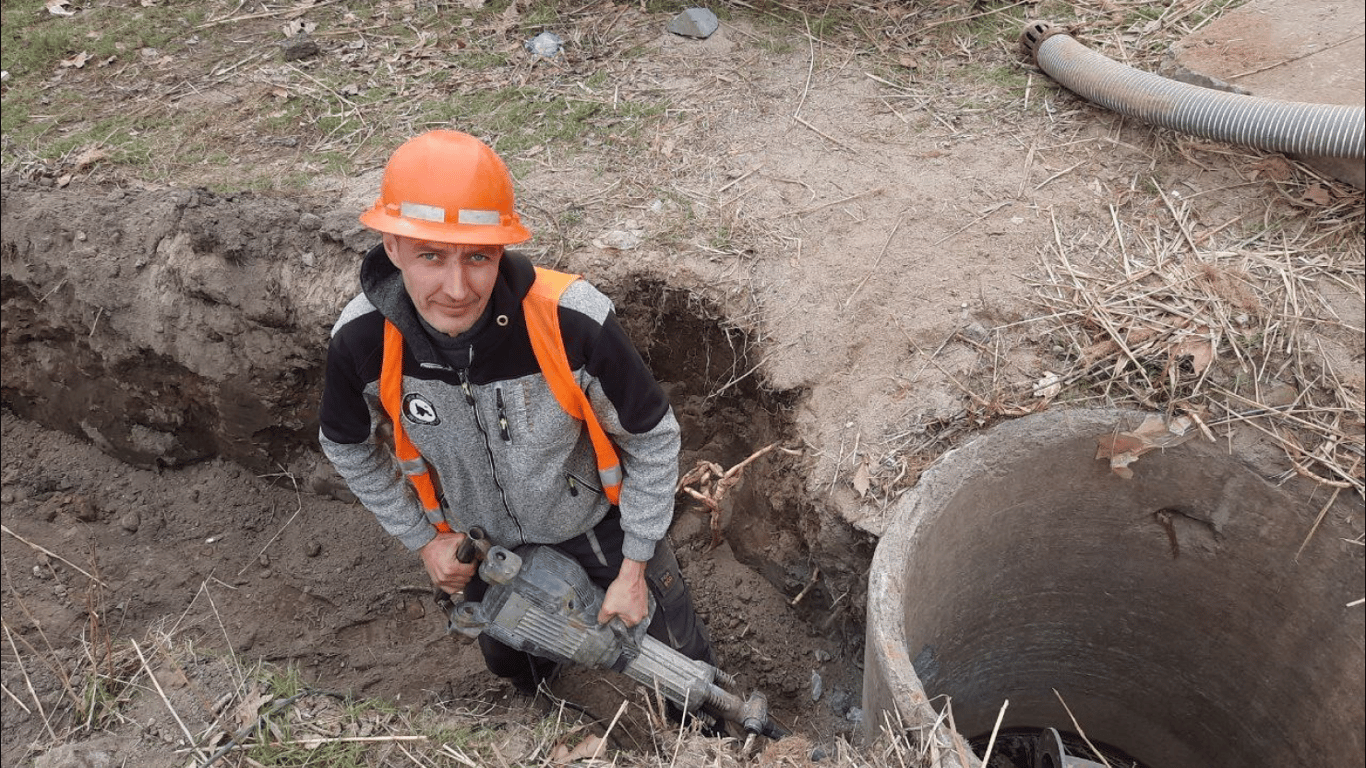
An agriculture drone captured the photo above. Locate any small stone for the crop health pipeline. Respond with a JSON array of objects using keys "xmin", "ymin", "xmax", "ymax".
[
  {"xmin": 305, "ymin": 541, "xmax": 322, "ymax": 557},
  {"xmin": 667, "ymin": 8, "xmax": 719, "ymax": 39},
  {"xmin": 845, "ymin": 706, "xmax": 863, "ymax": 724},
  {"xmin": 281, "ymin": 37, "xmax": 320, "ymax": 62},
  {"xmin": 814, "ymin": 649, "xmax": 832, "ymax": 663},
  {"xmin": 960, "ymin": 321, "xmax": 989, "ymax": 344},
  {"xmin": 810, "ymin": 745, "xmax": 829, "ymax": 762},
  {"xmin": 258, "ymin": 553, "xmax": 271, "ymax": 568},
  {"xmin": 119, "ymin": 510, "xmax": 140, "ymax": 533},
  {"xmin": 32, "ymin": 565, "xmax": 48, "ymax": 580},
  {"xmin": 69, "ymin": 495, "xmax": 101, "ymax": 522},
  {"xmin": 810, "ymin": 670, "xmax": 823, "ymax": 701},
  {"xmin": 0, "ymin": 488, "xmax": 14, "ymax": 505},
  {"xmin": 524, "ymin": 31, "xmax": 562, "ymax": 57}
]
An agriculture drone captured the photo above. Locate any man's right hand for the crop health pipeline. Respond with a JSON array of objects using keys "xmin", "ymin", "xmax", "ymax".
[{"xmin": 420, "ymin": 531, "xmax": 477, "ymax": 595}]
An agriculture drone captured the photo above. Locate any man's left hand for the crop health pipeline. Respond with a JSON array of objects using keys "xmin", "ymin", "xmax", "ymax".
[{"xmin": 599, "ymin": 557, "xmax": 649, "ymax": 627}]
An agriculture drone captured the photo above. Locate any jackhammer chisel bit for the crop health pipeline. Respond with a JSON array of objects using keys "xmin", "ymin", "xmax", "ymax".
[{"xmin": 439, "ymin": 544, "xmax": 787, "ymax": 739}]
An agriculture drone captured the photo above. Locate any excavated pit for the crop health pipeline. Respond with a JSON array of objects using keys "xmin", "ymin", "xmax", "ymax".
[
  {"xmin": 1, "ymin": 181, "xmax": 876, "ymax": 740},
  {"xmin": 862, "ymin": 409, "xmax": 1365, "ymax": 768}
]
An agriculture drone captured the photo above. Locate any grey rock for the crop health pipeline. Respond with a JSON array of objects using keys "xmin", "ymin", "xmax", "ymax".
[
  {"xmin": 810, "ymin": 670, "xmax": 823, "ymax": 701},
  {"xmin": 961, "ymin": 321, "xmax": 989, "ymax": 344},
  {"xmin": 281, "ymin": 36, "xmax": 320, "ymax": 62},
  {"xmin": 119, "ymin": 510, "xmax": 140, "ymax": 533},
  {"xmin": 668, "ymin": 8, "xmax": 719, "ymax": 39},
  {"xmin": 525, "ymin": 32, "xmax": 562, "ymax": 57}
]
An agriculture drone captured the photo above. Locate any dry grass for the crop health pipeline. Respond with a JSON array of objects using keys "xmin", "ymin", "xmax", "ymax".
[
  {"xmin": 2, "ymin": 617, "xmax": 952, "ymax": 768},
  {"xmin": 1027, "ymin": 170, "xmax": 1364, "ymax": 498},
  {"xmin": 859, "ymin": 161, "xmax": 1363, "ymax": 513}
]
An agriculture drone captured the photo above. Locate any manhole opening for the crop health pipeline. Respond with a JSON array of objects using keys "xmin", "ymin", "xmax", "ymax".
[{"xmin": 865, "ymin": 410, "xmax": 1364, "ymax": 768}]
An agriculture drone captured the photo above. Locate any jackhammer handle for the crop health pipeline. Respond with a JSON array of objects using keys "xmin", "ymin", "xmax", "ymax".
[{"xmin": 455, "ymin": 526, "xmax": 488, "ymax": 564}]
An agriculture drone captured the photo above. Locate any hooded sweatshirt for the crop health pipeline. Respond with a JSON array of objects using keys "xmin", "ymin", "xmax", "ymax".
[{"xmin": 319, "ymin": 245, "xmax": 680, "ymax": 562}]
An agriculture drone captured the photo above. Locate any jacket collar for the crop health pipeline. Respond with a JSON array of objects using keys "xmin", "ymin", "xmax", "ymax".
[{"xmin": 359, "ymin": 243, "xmax": 538, "ymax": 369}]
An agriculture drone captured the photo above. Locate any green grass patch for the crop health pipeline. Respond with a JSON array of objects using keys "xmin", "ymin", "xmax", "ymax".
[
  {"xmin": 420, "ymin": 86, "xmax": 664, "ymax": 157},
  {"xmin": 1, "ymin": 0, "xmax": 199, "ymax": 77}
]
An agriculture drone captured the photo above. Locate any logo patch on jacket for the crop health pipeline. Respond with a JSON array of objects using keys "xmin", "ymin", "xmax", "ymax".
[{"xmin": 402, "ymin": 393, "xmax": 440, "ymax": 425}]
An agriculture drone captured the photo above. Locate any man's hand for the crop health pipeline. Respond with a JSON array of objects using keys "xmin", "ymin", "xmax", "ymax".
[
  {"xmin": 599, "ymin": 557, "xmax": 650, "ymax": 627},
  {"xmin": 420, "ymin": 531, "xmax": 477, "ymax": 595}
]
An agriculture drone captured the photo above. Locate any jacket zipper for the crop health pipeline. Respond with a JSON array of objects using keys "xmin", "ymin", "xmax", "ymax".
[
  {"xmin": 566, "ymin": 471, "xmax": 602, "ymax": 497},
  {"xmin": 458, "ymin": 363, "xmax": 523, "ymax": 543}
]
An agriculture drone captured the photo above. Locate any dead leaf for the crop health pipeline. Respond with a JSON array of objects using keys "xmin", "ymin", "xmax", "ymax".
[
  {"xmin": 282, "ymin": 19, "xmax": 317, "ymax": 38},
  {"xmin": 1301, "ymin": 184, "xmax": 1332, "ymax": 206},
  {"xmin": 492, "ymin": 0, "xmax": 521, "ymax": 37},
  {"xmin": 1095, "ymin": 414, "xmax": 1197, "ymax": 479},
  {"xmin": 233, "ymin": 686, "xmax": 273, "ymax": 729},
  {"xmin": 73, "ymin": 147, "xmax": 108, "ymax": 171},
  {"xmin": 57, "ymin": 174, "xmax": 73, "ymax": 188},
  {"xmin": 1246, "ymin": 156, "xmax": 1293, "ymax": 181},
  {"xmin": 46, "ymin": 0, "xmax": 75, "ymax": 16},
  {"xmin": 60, "ymin": 51, "xmax": 91, "ymax": 69},
  {"xmin": 1032, "ymin": 371, "xmax": 1062, "ymax": 399},
  {"xmin": 1170, "ymin": 335, "xmax": 1215, "ymax": 374},
  {"xmin": 549, "ymin": 734, "xmax": 604, "ymax": 765},
  {"xmin": 851, "ymin": 460, "xmax": 871, "ymax": 498},
  {"xmin": 898, "ymin": 55, "xmax": 919, "ymax": 69}
]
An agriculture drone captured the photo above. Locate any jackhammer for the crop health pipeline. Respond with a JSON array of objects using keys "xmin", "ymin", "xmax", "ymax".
[{"xmin": 434, "ymin": 529, "xmax": 786, "ymax": 740}]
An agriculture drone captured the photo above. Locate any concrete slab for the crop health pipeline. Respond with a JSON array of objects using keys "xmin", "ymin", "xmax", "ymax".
[{"xmin": 1166, "ymin": 0, "xmax": 1365, "ymax": 187}]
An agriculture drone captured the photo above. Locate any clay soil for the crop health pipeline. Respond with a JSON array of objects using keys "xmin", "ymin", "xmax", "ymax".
[{"xmin": 2, "ymin": 0, "xmax": 1362, "ymax": 766}]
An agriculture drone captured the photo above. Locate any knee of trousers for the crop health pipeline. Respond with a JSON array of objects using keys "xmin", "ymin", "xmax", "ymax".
[
  {"xmin": 644, "ymin": 540, "xmax": 717, "ymax": 667},
  {"xmin": 479, "ymin": 634, "xmax": 536, "ymax": 678}
]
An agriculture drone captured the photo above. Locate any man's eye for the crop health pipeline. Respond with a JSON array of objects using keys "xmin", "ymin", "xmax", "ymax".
[{"xmin": 419, "ymin": 252, "xmax": 440, "ymax": 261}]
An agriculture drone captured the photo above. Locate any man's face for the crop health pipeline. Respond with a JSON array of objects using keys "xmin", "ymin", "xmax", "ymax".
[{"xmin": 383, "ymin": 234, "xmax": 503, "ymax": 337}]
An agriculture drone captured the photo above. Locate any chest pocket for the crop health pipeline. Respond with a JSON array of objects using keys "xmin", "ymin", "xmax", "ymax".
[{"xmin": 512, "ymin": 376, "xmax": 582, "ymax": 450}]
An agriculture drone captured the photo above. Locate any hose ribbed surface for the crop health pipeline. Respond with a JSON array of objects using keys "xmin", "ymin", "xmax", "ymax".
[{"xmin": 1036, "ymin": 33, "xmax": 1364, "ymax": 159}]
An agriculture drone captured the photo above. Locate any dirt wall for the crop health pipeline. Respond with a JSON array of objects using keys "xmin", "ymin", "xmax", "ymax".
[{"xmin": 2, "ymin": 179, "xmax": 367, "ymax": 472}]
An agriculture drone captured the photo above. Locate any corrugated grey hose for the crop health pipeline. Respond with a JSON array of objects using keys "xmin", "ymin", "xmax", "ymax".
[{"xmin": 1021, "ymin": 21, "xmax": 1364, "ymax": 160}]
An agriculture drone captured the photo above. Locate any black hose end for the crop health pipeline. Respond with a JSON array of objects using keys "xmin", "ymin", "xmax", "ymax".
[{"xmin": 1020, "ymin": 20, "xmax": 1061, "ymax": 65}]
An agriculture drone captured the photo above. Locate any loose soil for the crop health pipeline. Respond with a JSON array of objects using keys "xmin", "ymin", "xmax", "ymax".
[{"xmin": 2, "ymin": 1, "xmax": 1362, "ymax": 766}]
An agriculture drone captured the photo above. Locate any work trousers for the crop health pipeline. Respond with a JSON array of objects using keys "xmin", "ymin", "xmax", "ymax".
[{"xmin": 464, "ymin": 508, "xmax": 716, "ymax": 694}]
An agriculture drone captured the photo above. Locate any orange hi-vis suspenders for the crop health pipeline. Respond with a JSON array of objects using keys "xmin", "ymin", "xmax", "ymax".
[
  {"xmin": 378, "ymin": 267, "xmax": 624, "ymax": 535},
  {"xmin": 380, "ymin": 321, "xmax": 452, "ymax": 533},
  {"xmin": 522, "ymin": 268, "xmax": 624, "ymax": 505}
]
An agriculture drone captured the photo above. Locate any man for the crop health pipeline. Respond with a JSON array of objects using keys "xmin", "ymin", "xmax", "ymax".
[{"xmin": 319, "ymin": 130, "xmax": 714, "ymax": 696}]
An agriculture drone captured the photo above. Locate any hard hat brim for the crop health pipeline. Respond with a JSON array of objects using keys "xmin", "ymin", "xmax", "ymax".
[{"xmin": 359, "ymin": 206, "xmax": 533, "ymax": 246}]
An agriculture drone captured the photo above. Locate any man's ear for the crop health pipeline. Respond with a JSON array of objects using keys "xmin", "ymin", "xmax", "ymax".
[{"xmin": 382, "ymin": 233, "xmax": 400, "ymax": 267}]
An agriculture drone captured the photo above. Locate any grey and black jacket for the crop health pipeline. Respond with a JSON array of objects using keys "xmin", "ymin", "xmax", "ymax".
[{"xmin": 319, "ymin": 245, "xmax": 680, "ymax": 562}]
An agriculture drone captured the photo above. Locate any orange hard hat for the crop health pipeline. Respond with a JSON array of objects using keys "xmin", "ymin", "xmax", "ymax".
[{"xmin": 359, "ymin": 130, "xmax": 532, "ymax": 245}]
